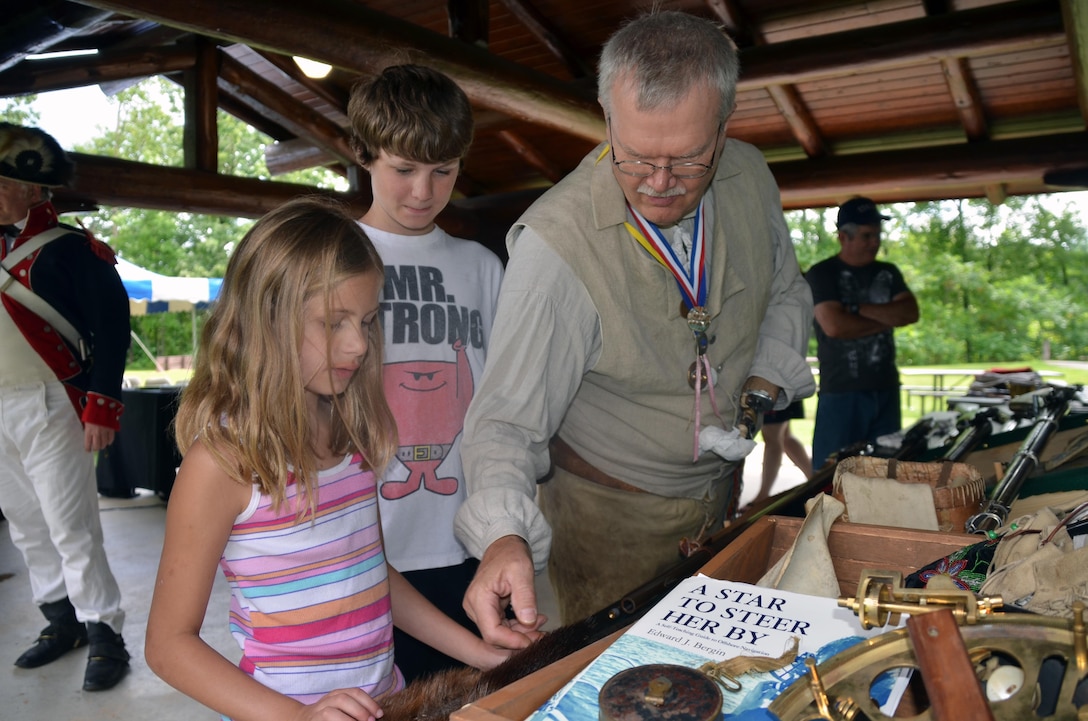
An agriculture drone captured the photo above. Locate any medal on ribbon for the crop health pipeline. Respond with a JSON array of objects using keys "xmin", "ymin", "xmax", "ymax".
[{"xmin": 625, "ymin": 200, "xmax": 723, "ymax": 461}]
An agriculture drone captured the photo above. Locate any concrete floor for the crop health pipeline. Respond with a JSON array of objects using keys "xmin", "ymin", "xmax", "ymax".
[{"xmin": 0, "ymin": 443, "xmax": 806, "ymax": 720}]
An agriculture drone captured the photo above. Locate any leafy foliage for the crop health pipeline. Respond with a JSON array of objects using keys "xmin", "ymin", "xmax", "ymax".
[
  {"xmin": 788, "ymin": 195, "xmax": 1088, "ymax": 364},
  {"xmin": 32, "ymin": 78, "xmax": 344, "ymax": 368},
  {"xmin": 0, "ymin": 95, "xmax": 40, "ymax": 125}
]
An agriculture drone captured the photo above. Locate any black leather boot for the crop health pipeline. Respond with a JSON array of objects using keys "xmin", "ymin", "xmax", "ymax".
[
  {"xmin": 82, "ymin": 622, "xmax": 130, "ymax": 691},
  {"xmin": 14, "ymin": 597, "xmax": 88, "ymax": 668}
]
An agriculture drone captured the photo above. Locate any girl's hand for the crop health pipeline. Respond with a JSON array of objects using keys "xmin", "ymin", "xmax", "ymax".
[{"xmin": 292, "ymin": 688, "xmax": 383, "ymax": 721}]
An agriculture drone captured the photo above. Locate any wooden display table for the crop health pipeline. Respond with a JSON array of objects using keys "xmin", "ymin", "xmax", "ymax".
[{"xmin": 452, "ymin": 516, "xmax": 977, "ymax": 721}]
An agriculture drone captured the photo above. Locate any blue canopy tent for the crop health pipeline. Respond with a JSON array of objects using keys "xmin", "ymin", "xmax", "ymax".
[
  {"xmin": 116, "ymin": 257, "xmax": 222, "ymax": 315},
  {"xmin": 115, "ymin": 257, "xmax": 222, "ymax": 371}
]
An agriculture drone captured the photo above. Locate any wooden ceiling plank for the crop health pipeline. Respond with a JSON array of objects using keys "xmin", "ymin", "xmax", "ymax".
[
  {"xmin": 1060, "ymin": 0, "xmax": 1088, "ymax": 124},
  {"xmin": 499, "ymin": 0, "xmax": 592, "ymax": 79},
  {"xmin": 218, "ymin": 53, "xmax": 355, "ymax": 168},
  {"xmin": 76, "ymin": 0, "xmax": 605, "ymax": 142},
  {"xmin": 941, "ymin": 57, "xmax": 988, "ymax": 141},
  {"xmin": 738, "ymin": 0, "xmax": 1064, "ymax": 89},
  {"xmin": 0, "ymin": 45, "xmax": 194, "ymax": 97}
]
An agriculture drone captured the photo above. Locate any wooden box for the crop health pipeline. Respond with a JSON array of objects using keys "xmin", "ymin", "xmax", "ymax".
[{"xmin": 451, "ymin": 515, "xmax": 978, "ymax": 721}]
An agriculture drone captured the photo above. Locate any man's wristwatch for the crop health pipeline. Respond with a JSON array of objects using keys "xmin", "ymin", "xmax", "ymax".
[{"xmin": 846, "ymin": 302, "xmax": 859, "ymax": 315}]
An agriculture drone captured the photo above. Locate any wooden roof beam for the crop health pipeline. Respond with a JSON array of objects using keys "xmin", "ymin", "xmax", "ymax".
[
  {"xmin": 216, "ymin": 90, "xmax": 294, "ymax": 143},
  {"xmin": 772, "ymin": 131, "xmax": 1088, "ymax": 207},
  {"xmin": 182, "ymin": 37, "xmax": 218, "ymax": 172},
  {"xmin": 55, "ymin": 152, "xmax": 480, "ymax": 235},
  {"xmin": 55, "ymin": 130, "xmax": 1088, "ymax": 225},
  {"xmin": 500, "ymin": 0, "xmax": 593, "ymax": 79},
  {"xmin": 941, "ymin": 57, "xmax": 988, "ymax": 141},
  {"xmin": 495, "ymin": 129, "xmax": 565, "ymax": 183},
  {"xmin": 265, "ymin": 138, "xmax": 336, "ymax": 177},
  {"xmin": 447, "ymin": 0, "xmax": 489, "ymax": 47},
  {"xmin": 76, "ymin": 0, "xmax": 605, "ymax": 142},
  {"xmin": 70, "ymin": 0, "xmax": 1063, "ymax": 149},
  {"xmin": 256, "ymin": 50, "xmax": 350, "ymax": 112},
  {"xmin": 1061, "ymin": 0, "xmax": 1088, "ymax": 124},
  {"xmin": 0, "ymin": 45, "xmax": 194, "ymax": 96},
  {"xmin": 58, "ymin": 152, "xmax": 353, "ymax": 217},
  {"xmin": 218, "ymin": 53, "xmax": 355, "ymax": 168},
  {"xmin": 707, "ymin": 0, "xmax": 827, "ymax": 157}
]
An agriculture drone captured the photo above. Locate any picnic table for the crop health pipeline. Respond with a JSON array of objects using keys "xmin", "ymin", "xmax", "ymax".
[{"xmin": 901, "ymin": 367, "xmax": 1064, "ymax": 412}]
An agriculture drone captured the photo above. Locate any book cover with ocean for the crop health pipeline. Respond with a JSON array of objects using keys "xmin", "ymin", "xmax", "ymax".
[{"xmin": 526, "ymin": 575, "xmax": 903, "ymax": 720}]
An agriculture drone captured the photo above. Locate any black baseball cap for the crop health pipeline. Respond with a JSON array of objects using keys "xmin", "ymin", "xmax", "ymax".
[{"xmin": 836, "ymin": 197, "xmax": 889, "ymax": 228}]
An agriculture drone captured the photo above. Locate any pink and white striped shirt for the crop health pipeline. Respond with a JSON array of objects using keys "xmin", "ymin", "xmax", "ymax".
[{"xmin": 220, "ymin": 453, "xmax": 404, "ymax": 705}]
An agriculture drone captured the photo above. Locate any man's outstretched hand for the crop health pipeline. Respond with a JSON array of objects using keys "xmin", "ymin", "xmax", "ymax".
[{"xmin": 463, "ymin": 535, "xmax": 546, "ymax": 650}]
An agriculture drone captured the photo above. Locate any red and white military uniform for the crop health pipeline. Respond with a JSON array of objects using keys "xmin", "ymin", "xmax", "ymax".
[{"xmin": 0, "ymin": 199, "xmax": 130, "ymax": 632}]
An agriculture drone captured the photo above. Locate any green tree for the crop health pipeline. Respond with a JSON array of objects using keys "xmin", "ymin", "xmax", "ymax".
[
  {"xmin": 786, "ymin": 195, "xmax": 1088, "ymax": 365},
  {"xmin": 0, "ymin": 95, "xmax": 40, "ymax": 125},
  {"xmin": 64, "ymin": 77, "xmax": 345, "ymax": 368}
]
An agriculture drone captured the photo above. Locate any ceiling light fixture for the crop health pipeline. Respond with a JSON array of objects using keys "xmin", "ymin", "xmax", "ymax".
[{"xmin": 293, "ymin": 56, "xmax": 332, "ymax": 79}]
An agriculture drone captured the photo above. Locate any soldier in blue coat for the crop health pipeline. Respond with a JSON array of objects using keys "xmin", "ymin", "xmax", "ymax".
[{"xmin": 0, "ymin": 123, "xmax": 131, "ymax": 691}]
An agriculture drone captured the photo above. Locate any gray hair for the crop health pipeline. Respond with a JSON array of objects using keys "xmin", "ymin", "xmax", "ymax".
[{"xmin": 598, "ymin": 11, "xmax": 739, "ymax": 123}]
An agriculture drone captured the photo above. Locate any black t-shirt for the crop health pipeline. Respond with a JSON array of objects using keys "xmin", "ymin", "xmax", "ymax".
[{"xmin": 805, "ymin": 256, "xmax": 909, "ymax": 393}]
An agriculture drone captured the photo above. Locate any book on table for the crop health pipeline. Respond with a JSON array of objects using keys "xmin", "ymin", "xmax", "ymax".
[{"xmin": 526, "ymin": 574, "xmax": 906, "ymax": 720}]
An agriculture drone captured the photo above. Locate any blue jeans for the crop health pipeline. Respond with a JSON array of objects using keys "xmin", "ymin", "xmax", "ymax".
[{"xmin": 812, "ymin": 389, "xmax": 902, "ymax": 469}]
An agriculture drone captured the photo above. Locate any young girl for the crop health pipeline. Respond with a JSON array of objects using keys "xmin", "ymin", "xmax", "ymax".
[{"xmin": 145, "ymin": 197, "xmax": 519, "ymax": 721}]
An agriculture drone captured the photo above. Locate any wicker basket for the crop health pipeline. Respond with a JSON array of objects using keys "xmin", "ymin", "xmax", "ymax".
[{"xmin": 832, "ymin": 456, "xmax": 986, "ymax": 533}]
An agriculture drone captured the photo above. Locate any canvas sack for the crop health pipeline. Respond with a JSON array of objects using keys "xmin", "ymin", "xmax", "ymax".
[{"xmin": 832, "ymin": 456, "xmax": 986, "ymax": 533}]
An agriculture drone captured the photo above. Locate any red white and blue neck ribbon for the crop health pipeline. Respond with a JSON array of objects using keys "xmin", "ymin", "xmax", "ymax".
[
  {"xmin": 624, "ymin": 198, "xmax": 708, "ymax": 312},
  {"xmin": 623, "ymin": 198, "xmax": 722, "ymax": 461}
]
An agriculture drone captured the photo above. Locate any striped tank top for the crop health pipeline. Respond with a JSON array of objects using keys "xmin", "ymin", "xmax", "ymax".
[{"xmin": 220, "ymin": 453, "xmax": 404, "ymax": 704}]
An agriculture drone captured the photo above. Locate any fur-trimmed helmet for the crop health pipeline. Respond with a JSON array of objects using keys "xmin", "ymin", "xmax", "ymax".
[{"xmin": 0, "ymin": 123, "xmax": 74, "ymax": 188}]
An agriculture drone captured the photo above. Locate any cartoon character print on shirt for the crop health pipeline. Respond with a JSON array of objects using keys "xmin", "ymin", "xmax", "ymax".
[{"xmin": 380, "ymin": 338, "xmax": 474, "ymax": 500}]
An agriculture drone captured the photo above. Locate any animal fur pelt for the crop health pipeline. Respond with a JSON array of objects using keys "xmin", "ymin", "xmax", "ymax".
[{"xmin": 380, "ymin": 622, "xmax": 599, "ymax": 720}]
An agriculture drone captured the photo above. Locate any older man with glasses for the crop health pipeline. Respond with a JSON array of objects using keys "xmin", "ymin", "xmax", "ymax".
[{"xmin": 454, "ymin": 10, "xmax": 815, "ymax": 648}]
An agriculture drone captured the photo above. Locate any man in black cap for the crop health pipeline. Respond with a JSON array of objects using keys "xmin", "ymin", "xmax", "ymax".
[
  {"xmin": 0, "ymin": 123, "xmax": 132, "ymax": 690},
  {"xmin": 805, "ymin": 196, "xmax": 919, "ymax": 469}
]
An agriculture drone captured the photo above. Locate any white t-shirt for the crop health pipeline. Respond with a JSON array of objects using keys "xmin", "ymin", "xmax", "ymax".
[{"xmin": 362, "ymin": 222, "xmax": 503, "ymax": 572}]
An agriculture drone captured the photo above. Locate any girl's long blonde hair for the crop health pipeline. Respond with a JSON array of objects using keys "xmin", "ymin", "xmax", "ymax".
[{"xmin": 175, "ymin": 196, "xmax": 396, "ymax": 515}]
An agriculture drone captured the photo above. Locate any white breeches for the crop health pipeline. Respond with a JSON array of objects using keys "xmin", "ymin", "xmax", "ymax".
[{"xmin": 0, "ymin": 381, "xmax": 123, "ymax": 631}]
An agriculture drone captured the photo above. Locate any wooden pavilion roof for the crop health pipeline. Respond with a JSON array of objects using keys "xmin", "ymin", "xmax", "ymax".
[{"xmin": 2, "ymin": 0, "xmax": 1086, "ymax": 245}]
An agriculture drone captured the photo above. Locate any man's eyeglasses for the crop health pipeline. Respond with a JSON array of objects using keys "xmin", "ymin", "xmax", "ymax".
[{"xmin": 608, "ymin": 118, "xmax": 723, "ymax": 179}]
